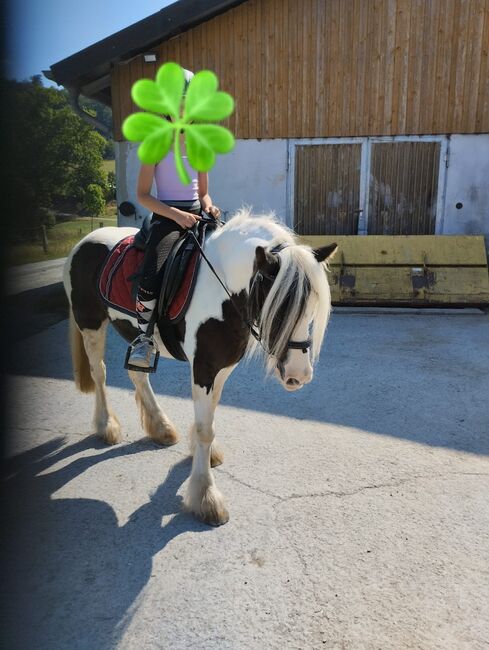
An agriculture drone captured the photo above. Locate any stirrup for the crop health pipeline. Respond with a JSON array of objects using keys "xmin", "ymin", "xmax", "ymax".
[{"xmin": 124, "ymin": 335, "xmax": 160, "ymax": 373}]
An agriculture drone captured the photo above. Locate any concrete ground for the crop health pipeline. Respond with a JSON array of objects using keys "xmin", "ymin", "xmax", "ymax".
[
  {"xmin": 5, "ymin": 257, "xmax": 68, "ymax": 341},
  {"xmin": 6, "ymin": 257, "xmax": 66, "ymax": 295},
  {"xmin": 2, "ymin": 307, "xmax": 489, "ymax": 649}
]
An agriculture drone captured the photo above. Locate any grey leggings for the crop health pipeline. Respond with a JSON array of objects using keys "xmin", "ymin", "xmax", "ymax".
[{"xmin": 136, "ymin": 201, "xmax": 201, "ymax": 331}]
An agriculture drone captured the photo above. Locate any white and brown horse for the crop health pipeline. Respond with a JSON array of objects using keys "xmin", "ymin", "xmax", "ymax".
[{"xmin": 64, "ymin": 209, "xmax": 337, "ymax": 525}]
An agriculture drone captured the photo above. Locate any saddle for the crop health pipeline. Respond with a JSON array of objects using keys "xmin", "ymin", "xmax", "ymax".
[{"xmin": 98, "ymin": 215, "xmax": 215, "ymax": 360}]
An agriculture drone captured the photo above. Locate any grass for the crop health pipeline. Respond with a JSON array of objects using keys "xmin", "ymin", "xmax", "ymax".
[
  {"xmin": 9, "ymin": 215, "xmax": 119, "ymax": 266},
  {"xmin": 102, "ymin": 159, "xmax": 115, "ymax": 174},
  {"xmin": 106, "ymin": 202, "xmax": 117, "ymax": 217}
]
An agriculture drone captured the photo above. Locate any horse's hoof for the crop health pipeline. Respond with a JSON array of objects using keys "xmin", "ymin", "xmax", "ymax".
[
  {"xmin": 184, "ymin": 485, "xmax": 229, "ymax": 526},
  {"xmin": 199, "ymin": 486, "xmax": 229, "ymax": 526},
  {"xmin": 98, "ymin": 414, "xmax": 122, "ymax": 445},
  {"xmin": 147, "ymin": 419, "xmax": 179, "ymax": 446},
  {"xmin": 149, "ymin": 423, "xmax": 179, "ymax": 447},
  {"xmin": 202, "ymin": 505, "xmax": 229, "ymax": 527}
]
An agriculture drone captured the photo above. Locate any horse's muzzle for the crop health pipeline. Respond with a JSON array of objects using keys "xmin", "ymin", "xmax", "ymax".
[{"xmin": 275, "ymin": 366, "xmax": 310, "ymax": 391}]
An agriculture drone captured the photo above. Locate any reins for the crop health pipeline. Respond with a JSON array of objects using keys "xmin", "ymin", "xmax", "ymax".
[
  {"xmin": 187, "ymin": 225, "xmax": 263, "ymax": 343},
  {"xmin": 188, "ymin": 217, "xmax": 312, "ymax": 365}
]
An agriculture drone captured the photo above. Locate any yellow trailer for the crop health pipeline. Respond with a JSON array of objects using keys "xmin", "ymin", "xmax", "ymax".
[{"xmin": 300, "ymin": 235, "xmax": 489, "ymax": 307}]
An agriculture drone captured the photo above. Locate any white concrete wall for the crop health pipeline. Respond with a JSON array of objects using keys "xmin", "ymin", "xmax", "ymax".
[
  {"xmin": 209, "ymin": 139, "xmax": 288, "ymax": 220},
  {"xmin": 115, "ymin": 142, "xmax": 150, "ymax": 227},
  {"xmin": 116, "ymin": 135, "xmax": 489, "ymax": 238},
  {"xmin": 442, "ymin": 134, "xmax": 489, "ymax": 237},
  {"xmin": 115, "ymin": 139, "xmax": 288, "ymax": 227}
]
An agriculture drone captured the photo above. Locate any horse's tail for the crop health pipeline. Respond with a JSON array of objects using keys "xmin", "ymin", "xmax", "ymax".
[{"xmin": 69, "ymin": 310, "xmax": 95, "ymax": 393}]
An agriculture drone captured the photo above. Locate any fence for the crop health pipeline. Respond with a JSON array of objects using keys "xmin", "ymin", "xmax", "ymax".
[{"xmin": 18, "ymin": 225, "xmax": 50, "ymax": 252}]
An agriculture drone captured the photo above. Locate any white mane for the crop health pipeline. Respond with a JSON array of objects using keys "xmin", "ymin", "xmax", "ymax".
[
  {"xmin": 219, "ymin": 207, "xmax": 297, "ymax": 245},
  {"xmin": 218, "ymin": 208, "xmax": 332, "ymax": 371}
]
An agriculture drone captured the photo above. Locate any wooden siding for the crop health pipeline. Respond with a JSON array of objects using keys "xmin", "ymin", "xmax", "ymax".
[{"xmin": 112, "ymin": 0, "xmax": 489, "ymax": 140}]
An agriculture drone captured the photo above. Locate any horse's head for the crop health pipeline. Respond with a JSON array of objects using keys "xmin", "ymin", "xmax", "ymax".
[{"xmin": 249, "ymin": 242, "xmax": 337, "ymax": 392}]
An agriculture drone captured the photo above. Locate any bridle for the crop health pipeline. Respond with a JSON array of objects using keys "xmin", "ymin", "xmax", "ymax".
[
  {"xmin": 246, "ymin": 265, "xmax": 311, "ymax": 376},
  {"xmin": 188, "ymin": 222, "xmax": 312, "ymax": 368}
]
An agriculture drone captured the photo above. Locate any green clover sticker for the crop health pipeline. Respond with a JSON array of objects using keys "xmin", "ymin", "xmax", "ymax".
[{"xmin": 122, "ymin": 62, "xmax": 235, "ymax": 184}]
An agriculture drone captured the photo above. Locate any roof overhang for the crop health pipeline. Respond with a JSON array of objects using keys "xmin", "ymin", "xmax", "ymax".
[{"xmin": 44, "ymin": 0, "xmax": 247, "ymax": 105}]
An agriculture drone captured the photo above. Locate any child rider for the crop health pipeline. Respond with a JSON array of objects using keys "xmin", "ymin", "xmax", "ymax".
[{"xmin": 127, "ymin": 69, "xmax": 221, "ymax": 369}]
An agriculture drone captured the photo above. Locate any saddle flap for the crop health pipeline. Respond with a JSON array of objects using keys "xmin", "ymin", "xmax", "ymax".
[
  {"xmin": 158, "ymin": 222, "xmax": 208, "ymax": 322},
  {"xmin": 98, "ymin": 234, "xmax": 144, "ymax": 317}
]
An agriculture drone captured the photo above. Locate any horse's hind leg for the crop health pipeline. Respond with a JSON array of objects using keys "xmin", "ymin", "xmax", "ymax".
[
  {"xmin": 80, "ymin": 320, "xmax": 121, "ymax": 445},
  {"xmin": 128, "ymin": 370, "xmax": 178, "ymax": 446}
]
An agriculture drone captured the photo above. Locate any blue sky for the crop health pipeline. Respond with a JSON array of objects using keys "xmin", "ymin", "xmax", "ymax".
[{"xmin": 6, "ymin": 0, "xmax": 175, "ymax": 86}]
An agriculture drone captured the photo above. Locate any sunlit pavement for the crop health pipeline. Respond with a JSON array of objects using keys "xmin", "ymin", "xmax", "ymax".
[{"xmin": 3, "ymin": 309, "xmax": 489, "ymax": 649}]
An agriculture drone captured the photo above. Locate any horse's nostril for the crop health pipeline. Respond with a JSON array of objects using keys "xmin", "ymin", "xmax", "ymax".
[{"xmin": 286, "ymin": 377, "xmax": 300, "ymax": 386}]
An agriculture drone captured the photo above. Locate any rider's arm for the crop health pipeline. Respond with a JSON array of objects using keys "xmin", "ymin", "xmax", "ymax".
[
  {"xmin": 136, "ymin": 164, "xmax": 198, "ymax": 227},
  {"xmin": 198, "ymin": 173, "xmax": 220, "ymax": 218}
]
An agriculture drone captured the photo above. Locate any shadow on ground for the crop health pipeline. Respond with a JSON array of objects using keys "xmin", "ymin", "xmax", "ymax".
[
  {"xmin": 7, "ymin": 309, "xmax": 489, "ymax": 455},
  {"xmin": 1, "ymin": 436, "xmax": 209, "ymax": 649},
  {"xmin": 6, "ymin": 283, "xmax": 68, "ymax": 341}
]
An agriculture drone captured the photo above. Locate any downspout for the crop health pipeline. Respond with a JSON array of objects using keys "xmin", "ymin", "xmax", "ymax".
[{"xmin": 66, "ymin": 85, "xmax": 113, "ymax": 137}]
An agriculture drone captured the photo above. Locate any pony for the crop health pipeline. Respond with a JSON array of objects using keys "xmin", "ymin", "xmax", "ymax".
[{"xmin": 63, "ymin": 208, "xmax": 337, "ymax": 525}]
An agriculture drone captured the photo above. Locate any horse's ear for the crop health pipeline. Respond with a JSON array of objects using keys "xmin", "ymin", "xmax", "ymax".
[
  {"xmin": 255, "ymin": 246, "xmax": 279, "ymax": 272},
  {"xmin": 313, "ymin": 243, "xmax": 338, "ymax": 263}
]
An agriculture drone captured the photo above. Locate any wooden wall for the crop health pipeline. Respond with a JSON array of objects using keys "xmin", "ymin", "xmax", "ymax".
[{"xmin": 111, "ymin": 0, "xmax": 489, "ymax": 141}]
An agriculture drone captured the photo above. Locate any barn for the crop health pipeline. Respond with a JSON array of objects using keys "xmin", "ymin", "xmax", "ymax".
[{"xmin": 46, "ymin": 0, "xmax": 489, "ymax": 305}]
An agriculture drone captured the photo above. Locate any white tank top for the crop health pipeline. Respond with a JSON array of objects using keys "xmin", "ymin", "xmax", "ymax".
[{"xmin": 154, "ymin": 148, "xmax": 199, "ymax": 202}]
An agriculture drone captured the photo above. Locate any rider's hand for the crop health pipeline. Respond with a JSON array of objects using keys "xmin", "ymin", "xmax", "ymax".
[
  {"xmin": 176, "ymin": 211, "xmax": 201, "ymax": 229},
  {"xmin": 205, "ymin": 205, "xmax": 221, "ymax": 220}
]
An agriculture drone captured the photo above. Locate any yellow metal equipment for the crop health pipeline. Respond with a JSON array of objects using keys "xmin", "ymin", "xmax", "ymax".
[{"xmin": 300, "ymin": 235, "xmax": 489, "ymax": 307}]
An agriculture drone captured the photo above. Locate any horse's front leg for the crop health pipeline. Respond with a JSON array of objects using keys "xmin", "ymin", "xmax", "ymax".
[
  {"xmin": 184, "ymin": 377, "xmax": 231, "ymax": 526},
  {"xmin": 189, "ymin": 366, "xmax": 236, "ymax": 468}
]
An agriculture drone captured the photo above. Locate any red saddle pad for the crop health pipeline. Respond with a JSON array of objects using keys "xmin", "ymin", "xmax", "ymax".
[{"xmin": 98, "ymin": 234, "xmax": 199, "ymax": 321}]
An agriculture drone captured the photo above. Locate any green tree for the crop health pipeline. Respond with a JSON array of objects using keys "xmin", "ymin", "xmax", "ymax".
[
  {"xmin": 3, "ymin": 77, "xmax": 109, "ymax": 236},
  {"xmin": 84, "ymin": 184, "xmax": 106, "ymax": 218},
  {"xmin": 103, "ymin": 139, "xmax": 115, "ymax": 159},
  {"xmin": 106, "ymin": 171, "xmax": 116, "ymax": 201}
]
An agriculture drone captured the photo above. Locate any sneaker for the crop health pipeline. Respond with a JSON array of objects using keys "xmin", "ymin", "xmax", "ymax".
[{"xmin": 127, "ymin": 335, "xmax": 156, "ymax": 369}]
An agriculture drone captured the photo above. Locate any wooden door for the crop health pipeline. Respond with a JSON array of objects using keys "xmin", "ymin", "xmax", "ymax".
[
  {"xmin": 294, "ymin": 144, "xmax": 362, "ymax": 235},
  {"xmin": 368, "ymin": 142, "xmax": 441, "ymax": 235}
]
